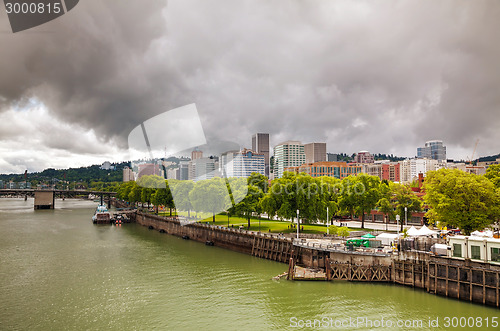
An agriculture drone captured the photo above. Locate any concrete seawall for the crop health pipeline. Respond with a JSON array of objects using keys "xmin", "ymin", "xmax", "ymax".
[{"xmin": 133, "ymin": 212, "xmax": 257, "ymax": 255}]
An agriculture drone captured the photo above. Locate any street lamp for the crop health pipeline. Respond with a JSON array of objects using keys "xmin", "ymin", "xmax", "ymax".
[
  {"xmin": 297, "ymin": 209, "xmax": 300, "ymax": 239},
  {"xmin": 396, "ymin": 214, "xmax": 400, "ymax": 251},
  {"xmin": 327, "ymin": 206, "xmax": 329, "ymax": 235},
  {"xmin": 405, "ymin": 207, "xmax": 408, "ymax": 226}
]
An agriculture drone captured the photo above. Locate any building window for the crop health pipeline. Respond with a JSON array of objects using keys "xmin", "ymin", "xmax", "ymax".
[
  {"xmin": 491, "ymin": 247, "xmax": 500, "ymax": 262},
  {"xmin": 453, "ymin": 244, "xmax": 462, "ymax": 258},
  {"xmin": 471, "ymin": 245, "xmax": 481, "ymax": 260}
]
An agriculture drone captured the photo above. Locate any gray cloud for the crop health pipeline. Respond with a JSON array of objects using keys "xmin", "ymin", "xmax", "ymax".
[{"xmin": 1, "ymin": 0, "xmax": 500, "ymax": 172}]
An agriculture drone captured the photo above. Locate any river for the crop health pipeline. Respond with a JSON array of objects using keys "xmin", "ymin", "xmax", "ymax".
[{"xmin": 0, "ymin": 198, "xmax": 498, "ymax": 330}]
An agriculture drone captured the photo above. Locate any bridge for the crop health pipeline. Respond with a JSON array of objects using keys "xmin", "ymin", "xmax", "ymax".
[{"xmin": 0, "ymin": 189, "xmax": 117, "ymax": 209}]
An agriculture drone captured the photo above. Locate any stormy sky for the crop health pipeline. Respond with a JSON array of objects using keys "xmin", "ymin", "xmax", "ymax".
[{"xmin": 1, "ymin": 0, "xmax": 500, "ymax": 173}]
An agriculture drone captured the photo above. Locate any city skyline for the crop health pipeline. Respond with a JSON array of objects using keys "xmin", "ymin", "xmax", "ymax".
[{"xmin": 2, "ymin": 1, "xmax": 500, "ymax": 173}]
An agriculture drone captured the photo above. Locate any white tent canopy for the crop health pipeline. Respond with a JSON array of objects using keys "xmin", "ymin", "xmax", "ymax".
[
  {"xmin": 406, "ymin": 225, "xmax": 437, "ymax": 237},
  {"xmin": 417, "ymin": 225, "xmax": 437, "ymax": 236},
  {"xmin": 376, "ymin": 233, "xmax": 399, "ymax": 246},
  {"xmin": 407, "ymin": 226, "xmax": 420, "ymax": 236}
]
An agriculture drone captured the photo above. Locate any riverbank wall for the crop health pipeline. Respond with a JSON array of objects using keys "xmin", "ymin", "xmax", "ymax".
[{"xmin": 122, "ymin": 206, "xmax": 500, "ymax": 308}]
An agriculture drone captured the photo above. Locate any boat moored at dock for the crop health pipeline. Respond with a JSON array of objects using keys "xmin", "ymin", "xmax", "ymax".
[{"xmin": 92, "ymin": 204, "xmax": 111, "ymax": 224}]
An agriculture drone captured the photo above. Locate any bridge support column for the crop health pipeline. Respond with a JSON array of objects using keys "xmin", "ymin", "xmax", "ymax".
[{"xmin": 34, "ymin": 191, "xmax": 55, "ymax": 210}]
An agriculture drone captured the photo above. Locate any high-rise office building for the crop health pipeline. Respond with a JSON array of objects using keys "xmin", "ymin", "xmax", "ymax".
[
  {"xmin": 179, "ymin": 161, "xmax": 189, "ymax": 180},
  {"xmin": 304, "ymin": 142, "xmax": 326, "ymax": 164},
  {"xmin": 399, "ymin": 158, "xmax": 443, "ymax": 183},
  {"xmin": 123, "ymin": 166, "xmax": 135, "ymax": 182},
  {"xmin": 189, "ymin": 157, "xmax": 217, "ymax": 182},
  {"xmin": 137, "ymin": 163, "xmax": 161, "ymax": 179},
  {"xmin": 327, "ymin": 153, "xmax": 338, "ymax": 162},
  {"xmin": 221, "ymin": 149, "xmax": 265, "ymax": 178},
  {"xmin": 417, "ymin": 140, "xmax": 446, "ymax": 161},
  {"xmin": 252, "ymin": 133, "xmax": 270, "ymax": 177},
  {"xmin": 273, "ymin": 141, "xmax": 306, "ymax": 178},
  {"xmin": 166, "ymin": 168, "xmax": 180, "ymax": 180},
  {"xmin": 191, "ymin": 147, "xmax": 203, "ymax": 161}
]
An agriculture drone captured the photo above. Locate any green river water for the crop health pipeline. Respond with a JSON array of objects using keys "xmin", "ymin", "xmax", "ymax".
[{"xmin": 0, "ymin": 198, "xmax": 498, "ymax": 330}]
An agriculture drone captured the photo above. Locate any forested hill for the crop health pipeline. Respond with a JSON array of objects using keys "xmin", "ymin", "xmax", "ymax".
[
  {"xmin": 0, "ymin": 162, "xmax": 129, "ymax": 184},
  {"xmin": 477, "ymin": 153, "xmax": 500, "ymax": 162}
]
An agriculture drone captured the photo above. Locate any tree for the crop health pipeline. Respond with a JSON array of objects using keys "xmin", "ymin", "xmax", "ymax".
[
  {"xmin": 259, "ymin": 189, "xmax": 279, "ymax": 220},
  {"xmin": 138, "ymin": 175, "xmax": 165, "ymax": 210},
  {"xmin": 392, "ymin": 183, "xmax": 422, "ymax": 231},
  {"xmin": 152, "ymin": 180, "xmax": 174, "ymax": 215},
  {"xmin": 247, "ymin": 172, "xmax": 268, "ymax": 193},
  {"xmin": 337, "ymin": 226, "xmax": 350, "ymax": 238},
  {"xmin": 376, "ymin": 182, "xmax": 422, "ymax": 231},
  {"xmin": 328, "ymin": 225, "xmax": 339, "ymax": 235},
  {"xmin": 259, "ymin": 173, "xmax": 340, "ymax": 226},
  {"xmin": 170, "ymin": 180, "xmax": 194, "ymax": 218},
  {"xmin": 117, "ymin": 181, "xmax": 135, "ymax": 201},
  {"xmin": 339, "ymin": 174, "xmax": 381, "ymax": 229},
  {"xmin": 485, "ymin": 164, "xmax": 500, "ymax": 188},
  {"xmin": 260, "ymin": 172, "xmax": 299, "ymax": 221},
  {"xmin": 424, "ymin": 169, "xmax": 500, "ymax": 235},
  {"xmin": 128, "ymin": 182, "xmax": 142, "ymax": 206},
  {"xmin": 235, "ymin": 185, "xmax": 262, "ymax": 229},
  {"xmin": 377, "ymin": 197, "xmax": 395, "ymax": 226},
  {"xmin": 189, "ymin": 178, "xmax": 230, "ymax": 222},
  {"xmin": 319, "ymin": 176, "xmax": 340, "ymax": 224}
]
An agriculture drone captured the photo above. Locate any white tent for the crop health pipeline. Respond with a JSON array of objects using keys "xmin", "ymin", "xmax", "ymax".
[
  {"xmin": 376, "ymin": 233, "xmax": 399, "ymax": 246},
  {"xmin": 417, "ymin": 225, "xmax": 437, "ymax": 236},
  {"xmin": 407, "ymin": 226, "xmax": 420, "ymax": 236}
]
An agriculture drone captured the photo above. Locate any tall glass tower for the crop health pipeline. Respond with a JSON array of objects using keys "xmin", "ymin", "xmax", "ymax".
[{"xmin": 417, "ymin": 140, "xmax": 446, "ymax": 161}]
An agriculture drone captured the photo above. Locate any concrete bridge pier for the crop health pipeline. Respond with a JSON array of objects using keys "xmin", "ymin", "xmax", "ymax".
[{"xmin": 34, "ymin": 191, "xmax": 55, "ymax": 210}]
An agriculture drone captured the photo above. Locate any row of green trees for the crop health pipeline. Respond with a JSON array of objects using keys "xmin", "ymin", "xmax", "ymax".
[
  {"xmin": 259, "ymin": 171, "xmax": 422, "ymax": 231},
  {"xmin": 115, "ymin": 165, "xmax": 500, "ymax": 234}
]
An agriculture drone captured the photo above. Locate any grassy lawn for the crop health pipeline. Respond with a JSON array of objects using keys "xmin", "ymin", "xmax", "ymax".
[
  {"xmin": 145, "ymin": 208, "xmax": 366, "ymax": 234},
  {"xmin": 195, "ymin": 214, "xmax": 362, "ymax": 234}
]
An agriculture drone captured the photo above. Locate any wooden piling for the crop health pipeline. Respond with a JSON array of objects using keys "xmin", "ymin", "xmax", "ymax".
[
  {"xmin": 325, "ymin": 257, "xmax": 331, "ymax": 281},
  {"xmin": 496, "ymin": 272, "xmax": 499, "ymax": 307},
  {"xmin": 426, "ymin": 261, "xmax": 430, "ymax": 292},
  {"xmin": 445, "ymin": 264, "xmax": 449, "ymax": 297},
  {"xmin": 287, "ymin": 255, "xmax": 295, "ymax": 281},
  {"xmin": 469, "ymin": 269, "xmax": 473, "ymax": 302},
  {"xmin": 483, "ymin": 270, "xmax": 486, "ymax": 305}
]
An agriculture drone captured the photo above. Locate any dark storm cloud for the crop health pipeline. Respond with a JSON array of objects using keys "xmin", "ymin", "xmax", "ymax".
[
  {"xmin": 1, "ymin": 0, "xmax": 500, "ymax": 162},
  {"xmin": 0, "ymin": 0, "xmax": 182, "ymax": 146}
]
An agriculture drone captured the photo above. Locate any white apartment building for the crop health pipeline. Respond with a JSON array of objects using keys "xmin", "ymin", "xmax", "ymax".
[
  {"xmin": 221, "ymin": 149, "xmax": 265, "ymax": 178},
  {"xmin": 273, "ymin": 141, "xmax": 306, "ymax": 178},
  {"xmin": 399, "ymin": 158, "xmax": 445, "ymax": 183},
  {"xmin": 189, "ymin": 157, "xmax": 218, "ymax": 182},
  {"xmin": 166, "ymin": 168, "xmax": 180, "ymax": 180}
]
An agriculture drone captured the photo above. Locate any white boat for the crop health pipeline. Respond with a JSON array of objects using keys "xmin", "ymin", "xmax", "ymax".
[{"xmin": 92, "ymin": 204, "xmax": 111, "ymax": 224}]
